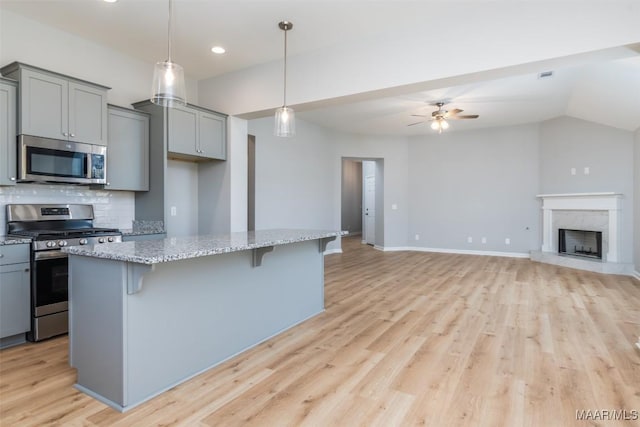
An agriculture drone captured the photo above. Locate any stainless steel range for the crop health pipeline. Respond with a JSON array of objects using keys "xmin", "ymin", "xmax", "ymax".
[{"xmin": 6, "ymin": 204, "xmax": 122, "ymax": 341}]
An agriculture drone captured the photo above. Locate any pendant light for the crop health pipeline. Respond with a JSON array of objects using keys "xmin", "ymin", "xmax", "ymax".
[
  {"xmin": 274, "ymin": 21, "xmax": 295, "ymax": 137},
  {"xmin": 151, "ymin": 0, "xmax": 186, "ymax": 107}
]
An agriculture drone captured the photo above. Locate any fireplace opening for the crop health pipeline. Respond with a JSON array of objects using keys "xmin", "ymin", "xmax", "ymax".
[{"xmin": 558, "ymin": 229, "xmax": 602, "ymax": 260}]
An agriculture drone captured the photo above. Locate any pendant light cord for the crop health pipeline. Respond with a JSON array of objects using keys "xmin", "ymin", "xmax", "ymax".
[
  {"xmin": 167, "ymin": 0, "xmax": 173, "ymax": 62},
  {"xmin": 283, "ymin": 26, "xmax": 288, "ymax": 107}
]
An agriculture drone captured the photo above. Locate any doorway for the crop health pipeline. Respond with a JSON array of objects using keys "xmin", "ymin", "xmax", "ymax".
[{"xmin": 340, "ymin": 157, "xmax": 384, "ymax": 250}]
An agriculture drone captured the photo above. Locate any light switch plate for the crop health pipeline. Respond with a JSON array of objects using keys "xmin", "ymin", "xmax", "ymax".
[
  {"xmin": 170, "ymin": 206, "xmax": 177, "ymax": 216},
  {"xmin": 584, "ymin": 166, "xmax": 590, "ymax": 175},
  {"xmin": 391, "ymin": 204, "xmax": 398, "ymax": 210},
  {"xmin": 571, "ymin": 167, "xmax": 576, "ymax": 175},
  {"xmin": 505, "ymin": 238, "xmax": 511, "ymax": 245},
  {"xmin": 467, "ymin": 236, "xmax": 473, "ymax": 243},
  {"xmin": 481, "ymin": 237, "xmax": 487, "ymax": 244}
]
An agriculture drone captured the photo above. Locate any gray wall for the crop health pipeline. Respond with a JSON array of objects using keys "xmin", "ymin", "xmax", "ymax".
[
  {"xmin": 248, "ymin": 118, "xmax": 337, "ymax": 231},
  {"xmin": 341, "ymin": 160, "xmax": 362, "ymax": 234},
  {"xmin": 165, "ymin": 160, "xmax": 199, "ymax": 237},
  {"xmin": 247, "ymin": 117, "xmax": 408, "ymax": 250},
  {"xmin": 540, "ymin": 116, "xmax": 635, "ymax": 263},
  {"xmin": 407, "ymin": 124, "xmax": 541, "ymax": 253},
  {"xmin": 635, "ymin": 129, "xmax": 640, "ymax": 275},
  {"xmin": 332, "ymin": 134, "xmax": 408, "ymax": 248}
]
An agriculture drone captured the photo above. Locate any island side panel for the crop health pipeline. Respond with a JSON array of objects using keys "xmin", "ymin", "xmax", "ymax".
[
  {"xmin": 69, "ymin": 255, "xmax": 127, "ymax": 407},
  {"xmin": 124, "ymin": 239, "xmax": 324, "ymax": 409}
]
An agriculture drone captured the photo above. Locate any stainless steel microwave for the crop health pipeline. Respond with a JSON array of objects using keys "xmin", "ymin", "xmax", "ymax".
[{"xmin": 18, "ymin": 135, "xmax": 107, "ymax": 184}]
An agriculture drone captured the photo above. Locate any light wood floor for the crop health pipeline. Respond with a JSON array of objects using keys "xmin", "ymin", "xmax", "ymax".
[{"xmin": 1, "ymin": 236, "xmax": 639, "ymax": 426}]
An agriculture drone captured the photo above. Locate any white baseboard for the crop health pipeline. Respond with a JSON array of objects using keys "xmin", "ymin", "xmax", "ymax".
[
  {"xmin": 373, "ymin": 245, "xmax": 385, "ymax": 252},
  {"xmin": 378, "ymin": 246, "xmax": 530, "ymax": 259},
  {"xmin": 633, "ymin": 270, "xmax": 640, "ymax": 281},
  {"xmin": 323, "ymin": 248, "xmax": 343, "ymax": 256}
]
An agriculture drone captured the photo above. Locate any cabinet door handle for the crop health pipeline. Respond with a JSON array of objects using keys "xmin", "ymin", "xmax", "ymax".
[
  {"xmin": 0, "ymin": 254, "xmax": 4, "ymax": 258},
  {"xmin": 25, "ymin": 268, "xmax": 30, "ymax": 272},
  {"xmin": 10, "ymin": 177, "xmax": 16, "ymax": 181},
  {"xmin": 70, "ymin": 133, "xmax": 75, "ymax": 137},
  {"xmin": 62, "ymin": 132, "xmax": 69, "ymax": 137}
]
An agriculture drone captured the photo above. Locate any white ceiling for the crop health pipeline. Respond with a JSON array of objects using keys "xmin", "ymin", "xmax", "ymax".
[{"xmin": 2, "ymin": 0, "xmax": 640, "ymax": 135}]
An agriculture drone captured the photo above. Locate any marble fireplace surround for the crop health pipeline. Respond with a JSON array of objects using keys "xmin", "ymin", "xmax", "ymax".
[{"xmin": 537, "ymin": 192, "xmax": 622, "ymax": 263}]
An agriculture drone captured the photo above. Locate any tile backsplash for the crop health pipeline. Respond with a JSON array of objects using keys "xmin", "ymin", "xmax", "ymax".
[{"xmin": 0, "ymin": 184, "xmax": 135, "ymax": 231}]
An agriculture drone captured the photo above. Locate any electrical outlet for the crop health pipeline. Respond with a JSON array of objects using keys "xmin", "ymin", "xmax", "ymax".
[
  {"xmin": 505, "ymin": 238, "xmax": 511, "ymax": 245},
  {"xmin": 170, "ymin": 206, "xmax": 177, "ymax": 216},
  {"xmin": 584, "ymin": 166, "xmax": 590, "ymax": 175},
  {"xmin": 467, "ymin": 236, "xmax": 473, "ymax": 243},
  {"xmin": 571, "ymin": 167, "xmax": 576, "ymax": 175},
  {"xmin": 481, "ymin": 237, "xmax": 487, "ymax": 244},
  {"xmin": 414, "ymin": 234, "xmax": 420, "ymax": 241},
  {"xmin": 392, "ymin": 204, "xmax": 398, "ymax": 210}
]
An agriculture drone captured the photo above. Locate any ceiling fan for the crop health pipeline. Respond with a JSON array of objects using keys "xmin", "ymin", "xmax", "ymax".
[{"xmin": 408, "ymin": 101, "xmax": 479, "ymax": 133}]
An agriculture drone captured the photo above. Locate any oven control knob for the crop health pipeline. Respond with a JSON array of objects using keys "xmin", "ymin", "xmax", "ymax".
[
  {"xmin": 107, "ymin": 236, "xmax": 115, "ymax": 242},
  {"xmin": 79, "ymin": 239, "xmax": 88, "ymax": 245},
  {"xmin": 98, "ymin": 237, "xmax": 106, "ymax": 244},
  {"xmin": 58, "ymin": 240, "xmax": 68, "ymax": 247},
  {"xmin": 46, "ymin": 241, "xmax": 57, "ymax": 248}
]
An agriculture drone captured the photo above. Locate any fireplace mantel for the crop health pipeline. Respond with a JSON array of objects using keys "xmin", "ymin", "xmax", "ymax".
[{"xmin": 536, "ymin": 192, "xmax": 622, "ymax": 262}]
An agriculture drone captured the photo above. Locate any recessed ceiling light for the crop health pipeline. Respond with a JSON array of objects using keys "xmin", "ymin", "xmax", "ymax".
[
  {"xmin": 211, "ymin": 46, "xmax": 226, "ymax": 54},
  {"xmin": 103, "ymin": 0, "xmax": 118, "ymax": 3}
]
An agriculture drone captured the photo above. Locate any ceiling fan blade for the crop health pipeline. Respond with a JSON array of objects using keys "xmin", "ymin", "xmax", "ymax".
[
  {"xmin": 449, "ymin": 114, "xmax": 479, "ymax": 120},
  {"xmin": 407, "ymin": 121, "xmax": 425, "ymax": 126},
  {"xmin": 447, "ymin": 108, "xmax": 463, "ymax": 115},
  {"xmin": 410, "ymin": 114, "xmax": 428, "ymax": 117}
]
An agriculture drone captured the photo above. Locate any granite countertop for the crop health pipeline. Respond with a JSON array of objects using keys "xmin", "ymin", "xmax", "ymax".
[
  {"xmin": 120, "ymin": 220, "xmax": 165, "ymax": 236},
  {"xmin": 62, "ymin": 229, "xmax": 347, "ymax": 265},
  {"xmin": 0, "ymin": 236, "xmax": 32, "ymax": 246},
  {"xmin": 120, "ymin": 229, "xmax": 167, "ymax": 237}
]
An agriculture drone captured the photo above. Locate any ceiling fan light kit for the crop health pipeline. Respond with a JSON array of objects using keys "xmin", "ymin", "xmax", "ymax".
[{"xmin": 274, "ymin": 20, "xmax": 296, "ymax": 137}]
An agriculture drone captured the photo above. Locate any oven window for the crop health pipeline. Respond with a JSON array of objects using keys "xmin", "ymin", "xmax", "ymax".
[
  {"xmin": 33, "ymin": 256, "xmax": 68, "ymax": 307},
  {"xmin": 27, "ymin": 146, "xmax": 87, "ymax": 178}
]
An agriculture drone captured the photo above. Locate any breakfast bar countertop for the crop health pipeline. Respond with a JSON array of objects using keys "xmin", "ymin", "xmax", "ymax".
[{"xmin": 63, "ymin": 229, "xmax": 347, "ymax": 265}]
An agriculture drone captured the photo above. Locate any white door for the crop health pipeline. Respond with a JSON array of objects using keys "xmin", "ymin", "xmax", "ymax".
[{"xmin": 363, "ymin": 162, "xmax": 376, "ymax": 245}]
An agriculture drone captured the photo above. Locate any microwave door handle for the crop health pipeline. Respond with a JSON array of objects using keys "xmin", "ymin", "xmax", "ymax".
[{"xmin": 86, "ymin": 153, "xmax": 92, "ymax": 179}]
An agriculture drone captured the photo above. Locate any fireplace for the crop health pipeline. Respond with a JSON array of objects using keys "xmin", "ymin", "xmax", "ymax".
[{"xmin": 558, "ymin": 229, "xmax": 602, "ymax": 260}]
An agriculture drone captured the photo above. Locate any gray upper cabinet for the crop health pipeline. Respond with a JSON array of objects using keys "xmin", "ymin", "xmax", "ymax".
[
  {"xmin": 0, "ymin": 62, "xmax": 109, "ymax": 145},
  {"xmin": 106, "ymin": 105, "xmax": 150, "ymax": 191},
  {"xmin": 0, "ymin": 78, "xmax": 17, "ymax": 186},
  {"xmin": 168, "ymin": 105, "xmax": 198, "ymax": 157},
  {"xmin": 199, "ymin": 111, "xmax": 226, "ymax": 160},
  {"xmin": 167, "ymin": 104, "xmax": 226, "ymax": 161}
]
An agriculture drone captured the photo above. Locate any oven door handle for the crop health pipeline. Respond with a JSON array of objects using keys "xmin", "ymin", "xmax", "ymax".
[{"xmin": 34, "ymin": 250, "xmax": 68, "ymax": 260}]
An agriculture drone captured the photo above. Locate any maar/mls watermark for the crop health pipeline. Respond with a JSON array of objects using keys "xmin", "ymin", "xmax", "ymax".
[{"xmin": 576, "ymin": 409, "xmax": 639, "ymax": 421}]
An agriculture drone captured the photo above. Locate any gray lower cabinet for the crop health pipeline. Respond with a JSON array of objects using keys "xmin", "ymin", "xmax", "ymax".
[
  {"xmin": 106, "ymin": 105, "xmax": 150, "ymax": 191},
  {"xmin": 0, "ymin": 244, "xmax": 30, "ymax": 348},
  {"xmin": 167, "ymin": 104, "xmax": 226, "ymax": 161},
  {"xmin": 0, "ymin": 77, "xmax": 17, "ymax": 186},
  {"xmin": 0, "ymin": 62, "xmax": 109, "ymax": 145}
]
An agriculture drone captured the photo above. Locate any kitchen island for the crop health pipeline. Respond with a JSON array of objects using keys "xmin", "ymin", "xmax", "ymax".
[{"xmin": 63, "ymin": 229, "xmax": 345, "ymax": 412}]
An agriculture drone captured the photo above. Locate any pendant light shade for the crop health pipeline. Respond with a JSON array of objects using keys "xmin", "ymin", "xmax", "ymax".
[
  {"xmin": 274, "ymin": 106, "xmax": 295, "ymax": 137},
  {"xmin": 151, "ymin": 60, "xmax": 186, "ymax": 107},
  {"xmin": 275, "ymin": 21, "xmax": 295, "ymax": 137},
  {"xmin": 151, "ymin": 0, "xmax": 186, "ymax": 107}
]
